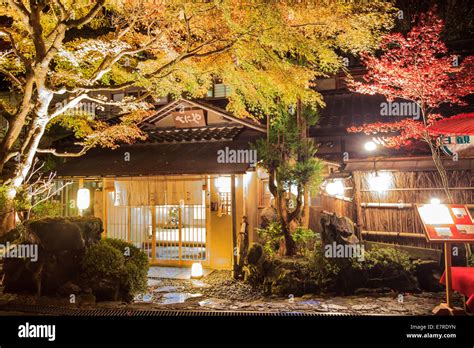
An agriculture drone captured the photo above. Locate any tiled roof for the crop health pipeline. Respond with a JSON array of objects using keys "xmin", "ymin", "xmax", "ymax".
[
  {"xmin": 312, "ymin": 92, "xmax": 474, "ymax": 135},
  {"xmin": 146, "ymin": 126, "xmax": 244, "ymax": 143}
]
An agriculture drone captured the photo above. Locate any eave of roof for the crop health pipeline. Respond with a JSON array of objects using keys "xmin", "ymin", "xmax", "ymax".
[{"xmin": 54, "ymin": 141, "xmax": 259, "ymax": 177}]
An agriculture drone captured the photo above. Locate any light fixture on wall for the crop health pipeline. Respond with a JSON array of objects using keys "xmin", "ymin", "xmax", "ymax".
[
  {"xmin": 191, "ymin": 262, "xmax": 203, "ymax": 279},
  {"xmin": 325, "ymin": 180, "xmax": 345, "ymax": 197},
  {"xmin": 368, "ymin": 172, "xmax": 392, "ymax": 193},
  {"xmin": 77, "ymin": 188, "xmax": 91, "ymax": 211},
  {"xmin": 430, "ymin": 197, "xmax": 441, "ymax": 205},
  {"xmin": 364, "ymin": 140, "xmax": 377, "ymax": 151}
]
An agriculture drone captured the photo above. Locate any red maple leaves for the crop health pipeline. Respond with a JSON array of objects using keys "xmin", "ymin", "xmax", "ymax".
[{"xmin": 347, "ymin": 8, "xmax": 474, "ymax": 148}]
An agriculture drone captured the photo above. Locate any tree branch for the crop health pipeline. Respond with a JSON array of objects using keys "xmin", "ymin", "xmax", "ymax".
[
  {"xmin": 0, "ymin": 27, "xmax": 31, "ymax": 66},
  {"xmin": 0, "ymin": 68, "xmax": 24, "ymax": 91},
  {"xmin": 36, "ymin": 146, "xmax": 90, "ymax": 157},
  {"xmin": 7, "ymin": 0, "xmax": 30, "ymax": 20},
  {"xmin": 65, "ymin": 0, "xmax": 106, "ymax": 29}
]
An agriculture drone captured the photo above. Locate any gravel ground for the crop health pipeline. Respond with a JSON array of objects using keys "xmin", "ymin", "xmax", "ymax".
[
  {"xmin": 130, "ymin": 270, "xmax": 463, "ymax": 315},
  {"xmin": 0, "ymin": 271, "xmax": 465, "ymax": 316}
]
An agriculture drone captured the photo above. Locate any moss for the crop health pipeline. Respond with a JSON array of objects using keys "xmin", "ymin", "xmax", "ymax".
[{"xmin": 246, "ymin": 243, "xmax": 419, "ymax": 296}]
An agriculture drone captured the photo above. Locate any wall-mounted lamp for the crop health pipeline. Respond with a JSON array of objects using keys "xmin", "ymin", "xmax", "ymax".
[
  {"xmin": 368, "ymin": 172, "xmax": 392, "ymax": 193},
  {"xmin": 364, "ymin": 141, "xmax": 377, "ymax": 151},
  {"xmin": 325, "ymin": 180, "xmax": 345, "ymax": 197}
]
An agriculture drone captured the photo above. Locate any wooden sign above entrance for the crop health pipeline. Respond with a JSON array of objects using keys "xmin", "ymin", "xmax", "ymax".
[{"xmin": 172, "ymin": 109, "xmax": 206, "ymax": 128}]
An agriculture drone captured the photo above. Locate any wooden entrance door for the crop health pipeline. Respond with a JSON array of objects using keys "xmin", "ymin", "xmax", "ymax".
[{"xmin": 105, "ymin": 178, "xmax": 209, "ymax": 266}]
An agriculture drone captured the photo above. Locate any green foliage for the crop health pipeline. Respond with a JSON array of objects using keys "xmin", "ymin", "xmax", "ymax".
[
  {"xmin": 81, "ymin": 238, "xmax": 149, "ymax": 301},
  {"xmin": 257, "ymin": 222, "xmax": 316, "ymax": 256},
  {"xmin": 292, "ymin": 227, "xmax": 317, "ymax": 254},
  {"xmin": 0, "ymin": 185, "xmax": 31, "ymax": 212},
  {"xmin": 102, "ymin": 238, "xmax": 149, "ymax": 296},
  {"xmin": 257, "ymin": 222, "xmax": 284, "ymax": 257},
  {"xmin": 364, "ymin": 246, "xmax": 414, "ymax": 274},
  {"xmin": 254, "ymin": 104, "xmax": 323, "ymax": 200},
  {"xmin": 82, "ymin": 242, "xmax": 124, "ymax": 279},
  {"xmin": 30, "ymin": 200, "xmax": 62, "ymax": 218},
  {"xmin": 307, "ymin": 243, "xmax": 416, "ymax": 293}
]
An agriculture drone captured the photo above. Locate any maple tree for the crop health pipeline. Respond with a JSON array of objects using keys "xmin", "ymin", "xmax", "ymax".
[
  {"xmin": 0, "ymin": 0, "xmax": 395, "ymax": 233},
  {"xmin": 347, "ymin": 8, "xmax": 474, "ymax": 202}
]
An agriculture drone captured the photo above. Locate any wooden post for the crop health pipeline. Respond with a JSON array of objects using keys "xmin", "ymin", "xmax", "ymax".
[
  {"xmin": 102, "ymin": 179, "xmax": 107, "ymax": 238},
  {"xmin": 444, "ymin": 242, "xmax": 453, "ymax": 308},
  {"xmin": 432, "ymin": 241, "xmax": 464, "ymax": 315},
  {"xmin": 151, "ymin": 205, "xmax": 156, "ymax": 263},
  {"xmin": 231, "ymin": 175, "xmax": 238, "ymax": 279},
  {"xmin": 127, "ymin": 205, "xmax": 131, "ymax": 243},
  {"xmin": 205, "ymin": 176, "xmax": 211, "ymax": 263},
  {"xmin": 352, "ymin": 171, "xmax": 363, "ymax": 240},
  {"xmin": 178, "ymin": 202, "xmax": 183, "ymax": 264}
]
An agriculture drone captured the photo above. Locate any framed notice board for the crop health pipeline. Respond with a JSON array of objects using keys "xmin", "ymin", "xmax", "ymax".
[{"xmin": 415, "ymin": 204, "xmax": 474, "ymax": 242}]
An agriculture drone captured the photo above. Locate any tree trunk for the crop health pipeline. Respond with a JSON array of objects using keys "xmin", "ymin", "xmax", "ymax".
[
  {"xmin": 0, "ymin": 199, "xmax": 15, "ymax": 236},
  {"xmin": 281, "ymin": 221, "xmax": 297, "ymax": 256}
]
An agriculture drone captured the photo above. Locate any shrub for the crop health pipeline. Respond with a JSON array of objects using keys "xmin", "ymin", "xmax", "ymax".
[
  {"xmin": 307, "ymin": 243, "xmax": 417, "ymax": 294},
  {"xmin": 293, "ymin": 227, "xmax": 317, "ymax": 254},
  {"xmin": 82, "ymin": 242, "xmax": 124, "ymax": 279},
  {"xmin": 364, "ymin": 246, "xmax": 413, "ymax": 274},
  {"xmin": 257, "ymin": 223, "xmax": 317, "ymax": 256},
  {"xmin": 103, "ymin": 238, "xmax": 149, "ymax": 296},
  {"xmin": 30, "ymin": 200, "xmax": 62, "ymax": 218},
  {"xmin": 81, "ymin": 238, "xmax": 148, "ymax": 301},
  {"xmin": 257, "ymin": 222, "xmax": 283, "ymax": 257}
]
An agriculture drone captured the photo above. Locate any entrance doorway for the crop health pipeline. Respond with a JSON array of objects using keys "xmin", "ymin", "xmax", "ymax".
[{"xmin": 105, "ymin": 178, "xmax": 208, "ymax": 265}]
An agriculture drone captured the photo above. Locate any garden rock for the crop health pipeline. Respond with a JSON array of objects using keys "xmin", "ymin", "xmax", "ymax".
[
  {"xmin": 3, "ymin": 217, "xmax": 103, "ymax": 296},
  {"xmin": 320, "ymin": 212, "xmax": 359, "ymax": 245},
  {"xmin": 413, "ymin": 260, "xmax": 443, "ymax": 292}
]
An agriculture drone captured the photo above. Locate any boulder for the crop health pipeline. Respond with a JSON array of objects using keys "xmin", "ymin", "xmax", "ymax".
[
  {"xmin": 413, "ymin": 259, "xmax": 444, "ymax": 292},
  {"xmin": 320, "ymin": 212, "xmax": 359, "ymax": 246},
  {"xmin": 259, "ymin": 207, "xmax": 278, "ymax": 228},
  {"xmin": 3, "ymin": 216, "xmax": 103, "ymax": 296}
]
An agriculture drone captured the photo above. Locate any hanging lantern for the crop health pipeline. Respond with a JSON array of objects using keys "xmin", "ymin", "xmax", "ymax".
[{"xmin": 77, "ymin": 188, "xmax": 90, "ymax": 210}]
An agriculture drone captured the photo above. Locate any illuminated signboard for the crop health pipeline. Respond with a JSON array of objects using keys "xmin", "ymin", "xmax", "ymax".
[{"xmin": 416, "ymin": 204, "xmax": 474, "ymax": 242}]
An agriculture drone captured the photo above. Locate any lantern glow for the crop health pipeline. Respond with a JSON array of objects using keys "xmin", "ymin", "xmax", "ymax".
[
  {"xmin": 216, "ymin": 176, "xmax": 231, "ymax": 193},
  {"xmin": 77, "ymin": 188, "xmax": 91, "ymax": 210},
  {"xmin": 325, "ymin": 180, "xmax": 345, "ymax": 197},
  {"xmin": 369, "ymin": 172, "xmax": 392, "ymax": 193},
  {"xmin": 191, "ymin": 262, "xmax": 203, "ymax": 278},
  {"xmin": 364, "ymin": 141, "xmax": 377, "ymax": 151}
]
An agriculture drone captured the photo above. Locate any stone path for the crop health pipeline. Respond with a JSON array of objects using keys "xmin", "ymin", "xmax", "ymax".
[
  {"xmin": 0, "ymin": 271, "xmax": 463, "ymax": 316},
  {"xmin": 128, "ymin": 270, "xmax": 461, "ymax": 315}
]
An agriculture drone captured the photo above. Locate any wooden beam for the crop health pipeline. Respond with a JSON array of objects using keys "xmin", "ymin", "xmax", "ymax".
[
  {"xmin": 151, "ymin": 205, "xmax": 156, "ymax": 263},
  {"xmin": 231, "ymin": 174, "xmax": 238, "ymax": 279},
  {"xmin": 352, "ymin": 171, "xmax": 363, "ymax": 240},
  {"xmin": 362, "ymin": 230, "xmax": 426, "ymax": 239}
]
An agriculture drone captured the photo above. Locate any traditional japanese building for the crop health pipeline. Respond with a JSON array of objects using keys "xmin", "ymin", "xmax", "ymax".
[
  {"xmin": 54, "ymin": 97, "xmax": 266, "ymax": 269},
  {"xmin": 311, "ymin": 90, "xmax": 474, "ymax": 259}
]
